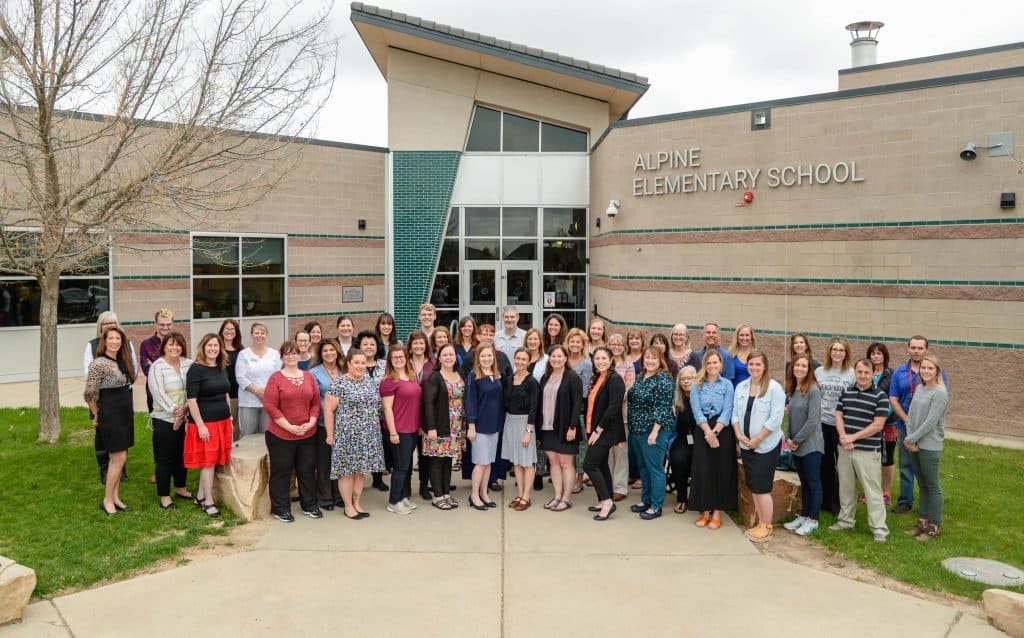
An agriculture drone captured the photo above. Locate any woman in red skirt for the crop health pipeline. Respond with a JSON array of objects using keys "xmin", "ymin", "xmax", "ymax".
[{"xmin": 185, "ymin": 333, "xmax": 234, "ymax": 517}]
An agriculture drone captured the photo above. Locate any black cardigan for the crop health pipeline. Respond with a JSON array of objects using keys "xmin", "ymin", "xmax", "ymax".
[
  {"xmin": 532, "ymin": 367, "xmax": 584, "ymax": 443},
  {"xmin": 421, "ymin": 370, "xmax": 463, "ymax": 437},
  {"xmin": 587, "ymin": 371, "xmax": 626, "ymax": 446}
]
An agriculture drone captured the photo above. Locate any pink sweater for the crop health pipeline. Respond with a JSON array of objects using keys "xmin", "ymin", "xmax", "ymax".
[{"xmin": 263, "ymin": 371, "xmax": 320, "ymax": 441}]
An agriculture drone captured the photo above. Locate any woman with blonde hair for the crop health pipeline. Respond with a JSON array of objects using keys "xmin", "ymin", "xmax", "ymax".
[
  {"xmin": 669, "ymin": 365, "xmax": 697, "ymax": 514},
  {"xmin": 903, "ymin": 353, "xmax": 949, "ymax": 541},
  {"xmin": 606, "ymin": 333, "xmax": 636, "ymax": 500},
  {"xmin": 728, "ymin": 323, "xmax": 757, "ymax": 387},
  {"xmin": 626, "ymin": 346, "xmax": 675, "ymax": 519},
  {"xmin": 587, "ymin": 317, "xmax": 607, "ymax": 353},
  {"xmin": 814, "ymin": 336, "xmax": 856, "ymax": 516},
  {"xmin": 85, "ymin": 326, "xmax": 138, "ymax": 515},
  {"xmin": 565, "ymin": 328, "xmax": 593, "ymax": 494},
  {"xmin": 668, "ymin": 324, "xmax": 699, "ymax": 373},
  {"xmin": 732, "ymin": 351, "xmax": 785, "ymax": 542},
  {"xmin": 689, "ymin": 350, "xmax": 736, "ymax": 529},
  {"xmin": 236, "ymin": 322, "xmax": 281, "ymax": 437}
]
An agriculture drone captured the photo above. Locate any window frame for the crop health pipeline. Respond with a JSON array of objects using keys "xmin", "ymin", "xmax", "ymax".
[
  {"xmin": 0, "ymin": 227, "xmax": 113, "ymax": 330},
  {"xmin": 190, "ymin": 232, "xmax": 288, "ymax": 321},
  {"xmin": 463, "ymin": 105, "xmax": 589, "ymax": 154}
]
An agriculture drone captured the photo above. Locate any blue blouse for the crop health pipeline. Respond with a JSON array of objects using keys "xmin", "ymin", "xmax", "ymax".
[
  {"xmin": 310, "ymin": 364, "xmax": 340, "ymax": 427},
  {"xmin": 690, "ymin": 377, "xmax": 735, "ymax": 426},
  {"xmin": 465, "ymin": 372, "xmax": 505, "ymax": 435},
  {"xmin": 626, "ymin": 372, "xmax": 675, "ymax": 435},
  {"xmin": 732, "ymin": 355, "xmax": 749, "ymax": 387}
]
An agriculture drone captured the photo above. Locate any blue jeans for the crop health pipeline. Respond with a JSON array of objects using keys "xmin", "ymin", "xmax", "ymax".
[
  {"xmin": 896, "ymin": 428, "xmax": 917, "ymax": 506},
  {"xmin": 631, "ymin": 430, "xmax": 671, "ymax": 511},
  {"xmin": 793, "ymin": 451, "xmax": 823, "ymax": 520},
  {"xmin": 388, "ymin": 433, "xmax": 417, "ymax": 505}
]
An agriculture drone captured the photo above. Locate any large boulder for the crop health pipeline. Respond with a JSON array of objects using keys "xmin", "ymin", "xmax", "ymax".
[
  {"xmin": 983, "ymin": 588, "xmax": 1024, "ymax": 638},
  {"xmin": 0, "ymin": 556, "xmax": 35, "ymax": 625},
  {"xmin": 736, "ymin": 463, "xmax": 802, "ymax": 526},
  {"xmin": 214, "ymin": 434, "xmax": 271, "ymax": 521}
]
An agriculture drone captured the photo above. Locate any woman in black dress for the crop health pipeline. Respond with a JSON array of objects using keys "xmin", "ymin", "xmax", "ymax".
[
  {"xmin": 85, "ymin": 327, "xmax": 137, "ymax": 515},
  {"xmin": 533, "ymin": 345, "xmax": 583, "ymax": 512}
]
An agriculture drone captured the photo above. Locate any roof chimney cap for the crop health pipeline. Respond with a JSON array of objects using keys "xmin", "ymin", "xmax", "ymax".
[{"xmin": 845, "ymin": 21, "xmax": 884, "ymax": 67}]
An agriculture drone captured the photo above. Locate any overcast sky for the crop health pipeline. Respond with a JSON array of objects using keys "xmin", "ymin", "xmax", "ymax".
[{"xmin": 317, "ymin": 0, "xmax": 1024, "ymax": 146}]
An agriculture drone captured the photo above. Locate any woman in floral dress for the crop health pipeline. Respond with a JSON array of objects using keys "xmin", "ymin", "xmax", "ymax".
[
  {"xmin": 421, "ymin": 344, "xmax": 465, "ymax": 510},
  {"xmin": 325, "ymin": 350, "xmax": 384, "ymax": 520}
]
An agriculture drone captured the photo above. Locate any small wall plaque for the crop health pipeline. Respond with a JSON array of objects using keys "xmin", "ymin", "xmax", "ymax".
[{"xmin": 342, "ymin": 285, "xmax": 363, "ymax": 303}]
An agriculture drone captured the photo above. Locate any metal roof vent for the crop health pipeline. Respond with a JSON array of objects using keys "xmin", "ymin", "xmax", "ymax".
[{"xmin": 846, "ymin": 21, "xmax": 884, "ymax": 67}]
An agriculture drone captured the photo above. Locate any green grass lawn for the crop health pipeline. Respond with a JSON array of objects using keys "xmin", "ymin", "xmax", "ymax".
[
  {"xmin": 810, "ymin": 438, "xmax": 1024, "ymax": 600},
  {"xmin": 0, "ymin": 407, "xmax": 238, "ymax": 598}
]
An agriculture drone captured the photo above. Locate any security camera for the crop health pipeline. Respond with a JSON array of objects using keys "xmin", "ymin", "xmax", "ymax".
[
  {"xmin": 605, "ymin": 200, "xmax": 620, "ymax": 217},
  {"xmin": 960, "ymin": 143, "xmax": 978, "ymax": 161}
]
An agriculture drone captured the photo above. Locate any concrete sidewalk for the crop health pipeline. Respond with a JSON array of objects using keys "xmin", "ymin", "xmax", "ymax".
[{"xmin": 3, "ymin": 479, "xmax": 1005, "ymax": 637}]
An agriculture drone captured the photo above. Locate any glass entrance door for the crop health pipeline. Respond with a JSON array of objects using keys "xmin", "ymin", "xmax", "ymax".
[{"xmin": 463, "ymin": 261, "xmax": 539, "ymax": 328}]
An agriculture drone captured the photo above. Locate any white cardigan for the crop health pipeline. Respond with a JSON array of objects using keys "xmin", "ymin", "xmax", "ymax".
[{"xmin": 732, "ymin": 378, "xmax": 786, "ymax": 453}]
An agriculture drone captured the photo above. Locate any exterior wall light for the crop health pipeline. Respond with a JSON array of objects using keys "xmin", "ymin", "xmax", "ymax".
[{"xmin": 605, "ymin": 200, "xmax": 620, "ymax": 217}]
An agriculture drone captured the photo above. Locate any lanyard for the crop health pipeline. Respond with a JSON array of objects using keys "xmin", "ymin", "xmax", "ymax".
[{"xmin": 905, "ymin": 360, "xmax": 919, "ymax": 398}]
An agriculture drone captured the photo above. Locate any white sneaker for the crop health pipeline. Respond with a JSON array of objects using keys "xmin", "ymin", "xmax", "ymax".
[
  {"xmin": 783, "ymin": 516, "xmax": 807, "ymax": 531},
  {"xmin": 402, "ymin": 497, "xmax": 418, "ymax": 510},
  {"xmin": 386, "ymin": 501, "xmax": 411, "ymax": 515},
  {"xmin": 795, "ymin": 520, "xmax": 819, "ymax": 536}
]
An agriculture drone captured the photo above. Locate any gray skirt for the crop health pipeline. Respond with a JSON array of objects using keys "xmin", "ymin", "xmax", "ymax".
[
  {"xmin": 471, "ymin": 432, "xmax": 499, "ymax": 465},
  {"xmin": 501, "ymin": 413, "xmax": 537, "ymax": 467}
]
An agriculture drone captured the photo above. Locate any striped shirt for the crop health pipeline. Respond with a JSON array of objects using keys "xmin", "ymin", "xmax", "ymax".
[{"xmin": 836, "ymin": 383, "xmax": 889, "ymax": 451}]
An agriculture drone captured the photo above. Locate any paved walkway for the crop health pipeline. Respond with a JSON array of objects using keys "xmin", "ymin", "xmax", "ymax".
[{"xmin": 3, "ymin": 480, "xmax": 1005, "ymax": 637}]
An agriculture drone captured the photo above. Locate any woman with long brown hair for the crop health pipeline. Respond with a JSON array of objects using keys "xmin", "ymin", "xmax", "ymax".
[
  {"xmin": 814, "ymin": 336, "xmax": 855, "ymax": 516},
  {"xmin": 783, "ymin": 354, "xmax": 823, "ymax": 536},
  {"xmin": 380, "ymin": 346, "xmax": 423, "ymax": 514},
  {"xmin": 732, "ymin": 351, "xmax": 785, "ymax": 542},
  {"xmin": 185, "ymin": 333, "xmax": 234, "ymax": 518},
  {"xmin": 147, "ymin": 331, "xmax": 194, "ymax": 509},
  {"xmin": 85, "ymin": 326, "xmax": 137, "ymax": 515},
  {"xmin": 218, "ymin": 319, "xmax": 243, "ymax": 433}
]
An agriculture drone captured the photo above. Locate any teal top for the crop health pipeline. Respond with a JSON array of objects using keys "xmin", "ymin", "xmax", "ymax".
[{"xmin": 626, "ymin": 372, "xmax": 675, "ymax": 435}]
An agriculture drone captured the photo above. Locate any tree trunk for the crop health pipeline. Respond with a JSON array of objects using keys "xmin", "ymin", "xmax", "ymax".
[{"xmin": 37, "ymin": 267, "xmax": 62, "ymax": 443}]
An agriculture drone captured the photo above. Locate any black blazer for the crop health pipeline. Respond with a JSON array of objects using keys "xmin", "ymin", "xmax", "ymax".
[
  {"xmin": 587, "ymin": 371, "xmax": 626, "ymax": 446},
  {"xmin": 532, "ymin": 367, "xmax": 584, "ymax": 443},
  {"xmin": 421, "ymin": 370, "xmax": 462, "ymax": 437}
]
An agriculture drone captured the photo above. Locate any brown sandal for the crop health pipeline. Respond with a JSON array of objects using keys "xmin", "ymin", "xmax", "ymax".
[
  {"xmin": 513, "ymin": 498, "xmax": 531, "ymax": 511},
  {"xmin": 509, "ymin": 496, "xmax": 524, "ymax": 508}
]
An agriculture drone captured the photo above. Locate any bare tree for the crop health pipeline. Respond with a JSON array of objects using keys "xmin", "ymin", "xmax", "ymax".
[{"xmin": 0, "ymin": 0, "xmax": 335, "ymax": 442}]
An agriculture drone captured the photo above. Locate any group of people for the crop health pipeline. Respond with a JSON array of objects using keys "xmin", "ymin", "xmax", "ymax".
[{"xmin": 84, "ymin": 304, "xmax": 950, "ymax": 543}]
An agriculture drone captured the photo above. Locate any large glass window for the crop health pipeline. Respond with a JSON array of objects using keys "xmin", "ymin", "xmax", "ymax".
[
  {"xmin": 1, "ymin": 241, "xmax": 111, "ymax": 327},
  {"xmin": 430, "ymin": 208, "xmax": 461, "ymax": 328},
  {"xmin": 464, "ymin": 106, "xmax": 587, "ymax": 153},
  {"xmin": 542, "ymin": 208, "xmax": 588, "ymax": 330},
  {"xmin": 192, "ymin": 235, "xmax": 285, "ymax": 320}
]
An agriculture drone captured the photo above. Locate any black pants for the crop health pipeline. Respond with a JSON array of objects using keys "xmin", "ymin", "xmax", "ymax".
[
  {"xmin": 582, "ymin": 444, "xmax": 614, "ymax": 502},
  {"xmin": 314, "ymin": 427, "xmax": 341, "ymax": 507},
  {"xmin": 388, "ymin": 433, "xmax": 417, "ymax": 505},
  {"xmin": 820, "ymin": 424, "xmax": 841, "ymax": 515},
  {"xmin": 669, "ymin": 434, "xmax": 694, "ymax": 505},
  {"xmin": 152, "ymin": 418, "xmax": 187, "ymax": 497},
  {"xmin": 426, "ymin": 455, "xmax": 453, "ymax": 498},
  {"xmin": 265, "ymin": 431, "xmax": 316, "ymax": 514}
]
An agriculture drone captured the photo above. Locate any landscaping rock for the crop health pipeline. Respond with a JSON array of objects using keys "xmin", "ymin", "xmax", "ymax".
[
  {"xmin": 983, "ymin": 588, "xmax": 1024, "ymax": 638},
  {"xmin": 214, "ymin": 434, "xmax": 271, "ymax": 521},
  {"xmin": 0, "ymin": 556, "xmax": 36, "ymax": 625},
  {"xmin": 736, "ymin": 463, "xmax": 802, "ymax": 526}
]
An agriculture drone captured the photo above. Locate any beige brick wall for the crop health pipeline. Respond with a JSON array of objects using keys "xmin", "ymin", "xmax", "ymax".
[{"xmin": 838, "ymin": 46, "xmax": 1024, "ymax": 90}]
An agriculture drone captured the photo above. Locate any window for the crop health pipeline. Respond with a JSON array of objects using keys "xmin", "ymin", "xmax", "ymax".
[
  {"xmin": 192, "ymin": 235, "xmax": 285, "ymax": 319},
  {"xmin": 464, "ymin": 106, "xmax": 587, "ymax": 153},
  {"xmin": 0, "ymin": 239, "xmax": 111, "ymax": 328},
  {"xmin": 542, "ymin": 208, "xmax": 587, "ymax": 329},
  {"xmin": 429, "ymin": 209, "xmax": 460, "ymax": 328}
]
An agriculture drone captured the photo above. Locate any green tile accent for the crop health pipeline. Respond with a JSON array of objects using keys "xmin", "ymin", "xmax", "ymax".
[
  {"xmin": 590, "ymin": 274, "xmax": 1023, "ymax": 287},
  {"xmin": 391, "ymin": 151, "xmax": 461, "ymax": 336},
  {"xmin": 288, "ymin": 273, "xmax": 385, "ymax": 278},
  {"xmin": 592, "ymin": 217, "xmax": 1024, "ymax": 238},
  {"xmin": 593, "ymin": 314, "xmax": 1024, "ymax": 350}
]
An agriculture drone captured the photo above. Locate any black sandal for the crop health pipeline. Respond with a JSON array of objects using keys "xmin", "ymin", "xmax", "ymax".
[
  {"xmin": 432, "ymin": 499, "xmax": 454, "ymax": 510},
  {"xmin": 202, "ymin": 503, "xmax": 221, "ymax": 518},
  {"xmin": 160, "ymin": 501, "xmax": 178, "ymax": 510}
]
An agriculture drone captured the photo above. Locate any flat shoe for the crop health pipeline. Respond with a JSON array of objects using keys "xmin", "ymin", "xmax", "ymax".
[
  {"xmin": 695, "ymin": 515, "xmax": 710, "ymax": 528},
  {"xmin": 114, "ymin": 503, "xmax": 132, "ymax": 512},
  {"xmin": 612, "ymin": 493, "xmax": 626, "ymax": 502},
  {"xmin": 356, "ymin": 512, "xmax": 370, "ymax": 519},
  {"xmin": 513, "ymin": 499, "xmax": 531, "ymax": 511},
  {"xmin": 509, "ymin": 497, "xmax": 524, "ymax": 508},
  {"xmin": 629, "ymin": 503, "xmax": 649, "ymax": 513},
  {"xmin": 100, "ymin": 502, "xmax": 117, "ymax": 516},
  {"xmin": 174, "ymin": 491, "xmax": 194, "ymax": 499},
  {"xmin": 708, "ymin": 518, "xmax": 722, "ymax": 530},
  {"xmin": 587, "ymin": 505, "xmax": 602, "ymax": 512},
  {"xmin": 673, "ymin": 503, "xmax": 687, "ymax": 514},
  {"xmin": 543, "ymin": 498, "xmax": 559, "ymax": 510},
  {"xmin": 639, "ymin": 508, "xmax": 662, "ymax": 520},
  {"xmin": 160, "ymin": 502, "xmax": 178, "ymax": 510},
  {"xmin": 571, "ymin": 484, "xmax": 584, "ymax": 494}
]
